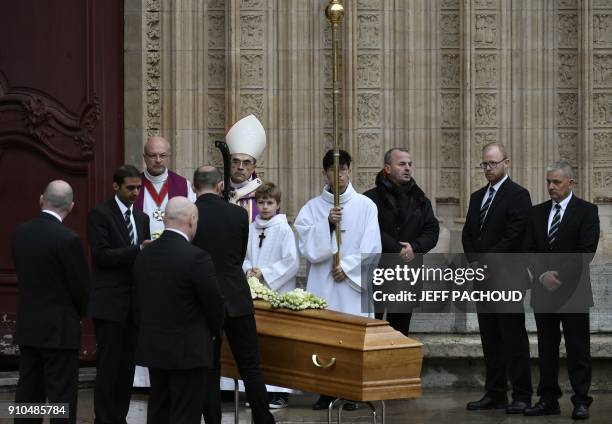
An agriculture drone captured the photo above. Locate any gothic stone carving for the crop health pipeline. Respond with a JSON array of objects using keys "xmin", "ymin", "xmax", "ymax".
[
  {"xmin": 439, "ymin": 132, "xmax": 460, "ymax": 167},
  {"xmin": 357, "ymin": 54, "xmax": 382, "ymax": 88},
  {"xmin": 439, "ymin": 170, "xmax": 460, "ymax": 192},
  {"xmin": 440, "ymin": 53, "xmax": 460, "ymax": 88},
  {"xmin": 357, "ymin": 132, "xmax": 382, "ymax": 166},
  {"xmin": 440, "ymin": 13, "xmax": 460, "ymax": 47},
  {"xmin": 357, "ymin": 14, "xmax": 382, "ymax": 49},
  {"xmin": 594, "ymin": 93, "xmax": 612, "ymax": 126},
  {"xmin": 146, "ymin": 0, "xmax": 160, "ymax": 11},
  {"xmin": 355, "ymin": 171, "xmax": 378, "ymax": 193},
  {"xmin": 207, "ymin": 93, "xmax": 225, "ymax": 128},
  {"xmin": 145, "ymin": 12, "xmax": 160, "ymax": 51},
  {"xmin": 357, "ymin": 0, "xmax": 382, "ymax": 9},
  {"xmin": 208, "ymin": 53, "xmax": 225, "ymax": 88},
  {"xmin": 240, "ymin": 54, "xmax": 264, "ymax": 88},
  {"xmin": 594, "ymin": 53, "xmax": 612, "ymax": 88},
  {"xmin": 475, "ymin": 93, "xmax": 498, "ymax": 127},
  {"xmin": 556, "ymin": 0, "xmax": 577, "ymax": 9},
  {"xmin": 241, "ymin": 0, "xmax": 265, "ymax": 10},
  {"xmin": 594, "ymin": 14, "xmax": 612, "ymax": 47},
  {"xmin": 475, "ymin": 53, "xmax": 498, "ymax": 88},
  {"xmin": 208, "ymin": 0, "xmax": 225, "ymax": 10},
  {"xmin": 558, "ymin": 13, "xmax": 578, "ymax": 48},
  {"xmin": 558, "ymin": 132, "xmax": 578, "ymax": 165},
  {"xmin": 594, "ymin": 132, "xmax": 612, "ymax": 165},
  {"xmin": 472, "ymin": 132, "xmax": 497, "ymax": 165},
  {"xmin": 240, "ymin": 14, "xmax": 265, "ymax": 49},
  {"xmin": 240, "ymin": 93, "xmax": 264, "ymax": 121},
  {"xmin": 147, "ymin": 90, "xmax": 161, "ymax": 130},
  {"xmin": 557, "ymin": 93, "xmax": 579, "ymax": 127},
  {"xmin": 474, "ymin": 14, "xmax": 497, "ymax": 47},
  {"xmin": 474, "ymin": 0, "xmax": 498, "ymax": 9},
  {"xmin": 357, "ymin": 93, "xmax": 382, "ymax": 128},
  {"xmin": 146, "ymin": 52, "xmax": 161, "ymax": 91},
  {"xmin": 207, "ymin": 134, "xmax": 225, "ymax": 167},
  {"xmin": 208, "ymin": 14, "xmax": 225, "ymax": 49},
  {"xmin": 441, "ymin": 93, "xmax": 460, "ymax": 127},
  {"xmin": 558, "ymin": 53, "xmax": 578, "ymax": 88},
  {"xmin": 593, "ymin": 169, "xmax": 612, "ymax": 190},
  {"xmin": 440, "ymin": 0, "xmax": 459, "ymax": 9}
]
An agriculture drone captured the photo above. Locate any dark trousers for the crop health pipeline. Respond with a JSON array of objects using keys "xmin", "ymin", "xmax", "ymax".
[
  {"xmin": 375, "ymin": 312, "xmax": 412, "ymax": 337},
  {"xmin": 148, "ymin": 367, "xmax": 206, "ymax": 424},
  {"xmin": 202, "ymin": 314, "xmax": 274, "ymax": 424},
  {"xmin": 93, "ymin": 318, "xmax": 136, "ymax": 424},
  {"xmin": 534, "ymin": 313, "xmax": 591, "ymax": 406},
  {"xmin": 477, "ymin": 312, "xmax": 532, "ymax": 402},
  {"xmin": 14, "ymin": 346, "xmax": 79, "ymax": 424}
]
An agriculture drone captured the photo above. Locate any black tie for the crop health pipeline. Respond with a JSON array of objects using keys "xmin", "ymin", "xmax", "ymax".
[
  {"xmin": 125, "ymin": 209, "xmax": 135, "ymax": 245},
  {"xmin": 479, "ymin": 186, "xmax": 495, "ymax": 229},
  {"xmin": 548, "ymin": 204, "xmax": 561, "ymax": 249}
]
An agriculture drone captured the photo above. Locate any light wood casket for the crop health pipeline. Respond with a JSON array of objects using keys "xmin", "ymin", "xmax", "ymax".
[{"xmin": 221, "ymin": 300, "xmax": 423, "ymax": 401}]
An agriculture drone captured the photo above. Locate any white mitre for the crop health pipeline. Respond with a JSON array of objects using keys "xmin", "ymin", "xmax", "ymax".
[{"xmin": 226, "ymin": 114, "xmax": 266, "ymax": 161}]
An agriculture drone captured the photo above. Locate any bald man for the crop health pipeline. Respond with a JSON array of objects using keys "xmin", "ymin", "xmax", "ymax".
[
  {"xmin": 134, "ymin": 197, "xmax": 224, "ymax": 423},
  {"xmin": 134, "ymin": 136, "xmax": 197, "ymax": 388},
  {"xmin": 12, "ymin": 180, "xmax": 90, "ymax": 424}
]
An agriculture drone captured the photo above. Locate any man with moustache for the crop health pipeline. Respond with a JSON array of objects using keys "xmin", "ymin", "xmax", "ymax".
[
  {"xmin": 462, "ymin": 142, "xmax": 533, "ymax": 414},
  {"xmin": 522, "ymin": 161, "xmax": 599, "ymax": 420},
  {"xmin": 88, "ymin": 165, "xmax": 151, "ymax": 424},
  {"xmin": 364, "ymin": 147, "xmax": 440, "ymax": 336}
]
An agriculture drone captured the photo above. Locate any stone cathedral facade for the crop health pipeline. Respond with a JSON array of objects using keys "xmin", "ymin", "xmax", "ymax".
[{"xmin": 124, "ymin": 0, "xmax": 612, "ymax": 284}]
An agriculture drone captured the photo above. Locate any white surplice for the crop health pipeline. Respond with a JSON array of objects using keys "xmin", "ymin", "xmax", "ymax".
[
  {"xmin": 294, "ymin": 182, "xmax": 382, "ymax": 316},
  {"xmin": 243, "ymin": 214, "xmax": 298, "ymax": 294}
]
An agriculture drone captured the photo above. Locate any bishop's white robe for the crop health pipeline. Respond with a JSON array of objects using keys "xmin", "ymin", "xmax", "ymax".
[
  {"xmin": 243, "ymin": 214, "xmax": 299, "ymax": 294},
  {"xmin": 295, "ymin": 182, "xmax": 381, "ymax": 316}
]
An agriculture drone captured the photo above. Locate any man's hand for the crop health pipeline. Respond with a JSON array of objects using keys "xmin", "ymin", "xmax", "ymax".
[
  {"xmin": 541, "ymin": 271, "xmax": 562, "ymax": 292},
  {"xmin": 332, "ymin": 265, "xmax": 347, "ymax": 282},
  {"xmin": 247, "ymin": 268, "xmax": 263, "ymax": 279},
  {"xmin": 328, "ymin": 206, "xmax": 343, "ymax": 225},
  {"xmin": 140, "ymin": 239, "xmax": 153, "ymax": 249},
  {"xmin": 399, "ymin": 242, "xmax": 415, "ymax": 262}
]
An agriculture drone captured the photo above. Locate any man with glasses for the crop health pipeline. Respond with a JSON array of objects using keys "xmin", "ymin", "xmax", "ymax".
[
  {"xmin": 462, "ymin": 142, "xmax": 533, "ymax": 414},
  {"xmin": 225, "ymin": 114, "xmax": 267, "ymax": 222}
]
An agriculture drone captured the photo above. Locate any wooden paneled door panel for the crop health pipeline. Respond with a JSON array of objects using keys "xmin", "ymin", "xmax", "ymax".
[{"xmin": 0, "ymin": 0, "xmax": 124, "ymax": 359}]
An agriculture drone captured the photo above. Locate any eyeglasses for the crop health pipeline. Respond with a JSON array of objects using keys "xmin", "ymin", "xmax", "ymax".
[
  {"xmin": 231, "ymin": 159, "xmax": 255, "ymax": 167},
  {"xmin": 479, "ymin": 159, "xmax": 507, "ymax": 169},
  {"xmin": 144, "ymin": 153, "xmax": 170, "ymax": 160}
]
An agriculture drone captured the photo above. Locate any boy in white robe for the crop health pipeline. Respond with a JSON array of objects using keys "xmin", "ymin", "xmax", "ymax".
[
  {"xmin": 241, "ymin": 182, "xmax": 299, "ymax": 408},
  {"xmin": 294, "ymin": 149, "xmax": 382, "ymax": 410}
]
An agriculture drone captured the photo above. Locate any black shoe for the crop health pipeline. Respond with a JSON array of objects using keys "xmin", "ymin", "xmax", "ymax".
[
  {"xmin": 466, "ymin": 395, "xmax": 508, "ymax": 411},
  {"xmin": 524, "ymin": 400, "xmax": 560, "ymax": 416},
  {"xmin": 269, "ymin": 393, "xmax": 289, "ymax": 409},
  {"xmin": 312, "ymin": 395, "xmax": 335, "ymax": 410},
  {"xmin": 506, "ymin": 400, "xmax": 531, "ymax": 414},
  {"xmin": 342, "ymin": 401, "xmax": 359, "ymax": 411},
  {"xmin": 572, "ymin": 404, "xmax": 589, "ymax": 420}
]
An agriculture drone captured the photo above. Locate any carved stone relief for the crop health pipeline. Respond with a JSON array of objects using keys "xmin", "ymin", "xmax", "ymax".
[
  {"xmin": 357, "ymin": 54, "xmax": 382, "ymax": 88},
  {"xmin": 474, "ymin": 0, "xmax": 498, "ymax": 9},
  {"xmin": 440, "ymin": 13, "xmax": 460, "ymax": 47},
  {"xmin": 355, "ymin": 171, "xmax": 378, "ymax": 192},
  {"xmin": 357, "ymin": 0, "xmax": 382, "ymax": 9},
  {"xmin": 557, "ymin": 132, "xmax": 578, "ymax": 165},
  {"xmin": 240, "ymin": 14, "xmax": 265, "ymax": 49},
  {"xmin": 207, "ymin": 0, "xmax": 225, "ymax": 10},
  {"xmin": 594, "ymin": 132, "xmax": 612, "ymax": 165},
  {"xmin": 357, "ymin": 132, "xmax": 382, "ymax": 166},
  {"xmin": 557, "ymin": 53, "xmax": 578, "ymax": 88},
  {"xmin": 439, "ymin": 132, "xmax": 461, "ymax": 167},
  {"xmin": 146, "ymin": 52, "xmax": 161, "ymax": 91},
  {"xmin": 594, "ymin": 14, "xmax": 612, "ymax": 47},
  {"xmin": 241, "ymin": 0, "xmax": 265, "ymax": 10},
  {"xmin": 207, "ymin": 134, "xmax": 224, "ymax": 167},
  {"xmin": 593, "ymin": 0, "xmax": 612, "ymax": 8},
  {"xmin": 440, "ymin": 0, "xmax": 459, "ymax": 9},
  {"xmin": 146, "ymin": 0, "xmax": 160, "ymax": 11},
  {"xmin": 439, "ymin": 170, "xmax": 460, "ymax": 192},
  {"xmin": 207, "ymin": 93, "xmax": 225, "ymax": 128},
  {"xmin": 240, "ymin": 93, "xmax": 265, "ymax": 121},
  {"xmin": 593, "ymin": 170, "xmax": 612, "ymax": 190},
  {"xmin": 147, "ymin": 90, "xmax": 161, "ymax": 130},
  {"xmin": 357, "ymin": 93, "xmax": 382, "ymax": 128},
  {"xmin": 208, "ymin": 14, "xmax": 225, "ymax": 49},
  {"xmin": 441, "ymin": 93, "xmax": 460, "ymax": 127},
  {"xmin": 240, "ymin": 54, "xmax": 264, "ymax": 88},
  {"xmin": 323, "ymin": 52, "xmax": 333, "ymax": 88},
  {"xmin": 475, "ymin": 93, "xmax": 498, "ymax": 127},
  {"xmin": 145, "ymin": 12, "xmax": 160, "ymax": 51},
  {"xmin": 557, "ymin": 93, "xmax": 579, "ymax": 126},
  {"xmin": 558, "ymin": 13, "xmax": 578, "ymax": 48},
  {"xmin": 556, "ymin": 0, "xmax": 577, "ymax": 9},
  {"xmin": 440, "ymin": 53, "xmax": 460, "ymax": 88},
  {"xmin": 474, "ymin": 14, "xmax": 497, "ymax": 47},
  {"xmin": 208, "ymin": 53, "xmax": 225, "ymax": 88},
  {"xmin": 594, "ymin": 54, "xmax": 612, "ymax": 88},
  {"xmin": 593, "ymin": 93, "xmax": 612, "ymax": 126},
  {"xmin": 357, "ymin": 14, "xmax": 382, "ymax": 49},
  {"xmin": 472, "ymin": 132, "xmax": 497, "ymax": 165},
  {"xmin": 475, "ymin": 53, "xmax": 498, "ymax": 88}
]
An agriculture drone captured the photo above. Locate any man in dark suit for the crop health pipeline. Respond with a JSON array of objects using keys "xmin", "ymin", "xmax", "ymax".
[
  {"xmin": 192, "ymin": 166, "xmax": 275, "ymax": 424},
  {"xmin": 462, "ymin": 142, "xmax": 533, "ymax": 414},
  {"xmin": 134, "ymin": 196, "xmax": 225, "ymax": 424},
  {"xmin": 12, "ymin": 180, "xmax": 90, "ymax": 424},
  {"xmin": 522, "ymin": 160, "xmax": 599, "ymax": 420},
  {"xmin": 87, "ymin": 165, "xmax": 151, "ymax": 424}
]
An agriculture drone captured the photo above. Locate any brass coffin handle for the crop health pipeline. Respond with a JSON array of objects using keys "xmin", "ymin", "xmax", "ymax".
[{"xmin": 312, "ymin": 354, "xmax": 336, "ymax": 368}]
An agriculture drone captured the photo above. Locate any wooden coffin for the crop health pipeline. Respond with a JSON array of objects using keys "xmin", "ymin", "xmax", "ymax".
[{"xmin": 221, "ymin": 300, "xmax": 423, "ymax": 402}]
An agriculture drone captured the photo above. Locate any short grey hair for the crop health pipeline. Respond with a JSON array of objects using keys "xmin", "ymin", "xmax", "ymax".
[
  {"xmin": 42, "ymin": 180, "xmax": 73, "ymax": 210},
  {"xmin": 383, "ymin": 147, "xmax": 411, "ymax": 165},
  {"xmin": 546, "ymin": 160, "xmax": 575, "ymax": 179}
]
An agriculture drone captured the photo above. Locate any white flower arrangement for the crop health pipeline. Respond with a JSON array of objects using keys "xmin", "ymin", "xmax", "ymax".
[{"xmin": 247, "ymin": 277, "xmax": 327, "ymax": 311}]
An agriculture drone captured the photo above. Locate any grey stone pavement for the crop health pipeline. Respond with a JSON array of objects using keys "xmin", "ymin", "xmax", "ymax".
[{"xmin": 1, "ymin": 389, "xmax": 611, "ymax": 423}]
